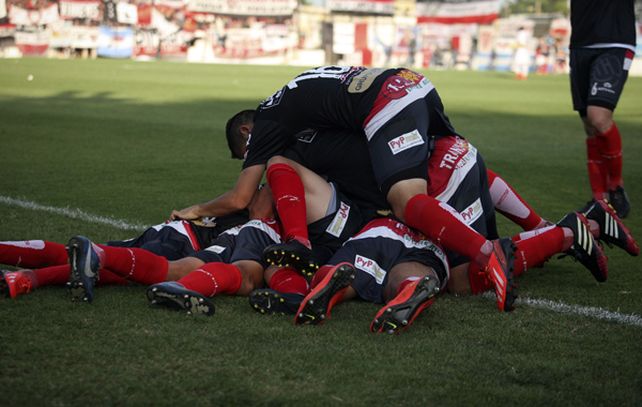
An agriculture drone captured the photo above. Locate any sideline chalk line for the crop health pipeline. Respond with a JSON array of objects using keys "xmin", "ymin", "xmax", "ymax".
[{"xmin": 2, "ymin": 195, "xmax": 641, "ymax": 328}]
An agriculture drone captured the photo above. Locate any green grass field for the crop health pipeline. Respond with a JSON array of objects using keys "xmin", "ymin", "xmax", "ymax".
[{"xmin": 0, "ymin": 58, "xmax": 641, "ymax": 406}]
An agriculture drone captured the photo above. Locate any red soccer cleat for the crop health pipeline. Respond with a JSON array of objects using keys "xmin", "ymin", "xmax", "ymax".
[
  {"xmin": 294, "ymin": 262, "xmax": 355, "ymax": 325},
  {"xmin": 1, "ymin": 270, "xmax": 34, "ymax": 299},
  {"xmin": 485, "ymin": 238, "xmax": 517, "ymax": 312},
  {"xmin": 370, "ymin": 275, "xmax": 440, "ymax": 334}
]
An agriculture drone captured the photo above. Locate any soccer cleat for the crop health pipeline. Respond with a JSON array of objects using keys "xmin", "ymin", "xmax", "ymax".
[
  {"xmin": 294, "ymin": 262, "xmax": 355, "ymax": 325},
  {"xmin": 370, "ymin": 275, "xmax": 440, "ymax": 334},
  {"xmin": 557, "ymin": 212, "xmax": 608, "ymax": 282},
  {"xmin": 1, "ymin": 270, "xmax": 34, "ymax": 299},
  {"xmin": 146, "ymin": 282, "xmax": 215, "ymax": 316},
  {"xmin": 582, "ymin": 199, "xmax": 639, "ymax": 256},
  {"xmin": 485, "ymin": 238, "xmax": 517, "ymax": 312},
  {"xmin": 608, "ymin": 186, "xmax": 630, "ymax": 219},
  {"xmin": 67, "ymin": 236, "xmax": 102, "ymax": 303},
  {"xmin": 263, "ymin": 238, "xmax": 320, "ymax": 278},
  {"xmin": 248, "ymin": 289, "xmax": 304, "ymax": 316}
]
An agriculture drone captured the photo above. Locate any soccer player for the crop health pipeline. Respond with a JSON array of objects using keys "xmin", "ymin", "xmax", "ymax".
[
  {"xmin": 0, "ymin": 213, "xmax": 248, "ymax": 300},
  {"xmin": 176, "ymin": 66, "xmax": 516, "ymax": 312},
  {"xmin": 569, "ymin": 0, "xmax": 636, "ymax": 217}
]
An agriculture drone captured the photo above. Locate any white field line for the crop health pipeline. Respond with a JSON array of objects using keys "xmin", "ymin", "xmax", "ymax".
[
  {"xmin": 0, "ymin": 195, "xmax": 147, "ymax": 232},
  {"xmin": 482, "ymin": 292, "xmax": 642, "ymax": 328},
  {"xmin": 2, "ymin": 195, "xmax": 641, "ymax": 328}
]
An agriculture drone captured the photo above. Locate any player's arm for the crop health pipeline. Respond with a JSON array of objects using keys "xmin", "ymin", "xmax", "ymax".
[{"xmin": 170, "ymin": 164, "xmax": 265, "ymax": 220}]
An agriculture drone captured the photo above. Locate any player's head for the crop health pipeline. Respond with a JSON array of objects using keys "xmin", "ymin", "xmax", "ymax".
[{"xmin": 225, "ymin": 109, "xmax": 255, "ymax": 159}]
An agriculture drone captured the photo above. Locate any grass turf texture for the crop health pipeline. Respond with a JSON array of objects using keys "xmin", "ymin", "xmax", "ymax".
[{"xmin": 0, "ymin": 59, "xmax": 641, "ymax": 405}]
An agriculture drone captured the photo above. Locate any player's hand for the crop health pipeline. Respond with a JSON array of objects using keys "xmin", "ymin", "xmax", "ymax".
[{"xmin": 169, "ymin": 207, "xmax": 199, "ymax": 221}]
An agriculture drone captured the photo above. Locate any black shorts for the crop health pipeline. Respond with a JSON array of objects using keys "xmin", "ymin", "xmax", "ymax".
[
  {"xmin": 307, "ymin": 190, "xmax": 368, "ymax": 265},
  {"xmin": 327, "ymin": 219, "xmax": 449, "ymax": 304},
  {"xmin": 106, "ymin": 221, "xmax": 217, "ymax": 261},
  {"xmin": 570, "ymin": 47, "xmax": 634, "ymax": 116},
  {"xmin": 192, "ymin": 220, "xmax": 281, "ymax": 266}
]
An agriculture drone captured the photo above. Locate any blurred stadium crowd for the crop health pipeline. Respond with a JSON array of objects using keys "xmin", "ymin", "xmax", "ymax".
[{"xmin": 0, "ymin": 0, "xmax": 641, "ymax": 75}]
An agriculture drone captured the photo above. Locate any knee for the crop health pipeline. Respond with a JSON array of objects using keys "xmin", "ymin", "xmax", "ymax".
[
  {"xmin": 267, "ymin": 155, "xmax": 290, "ymax": 167},
  {"xmin": 586, "ymin": 111, "xmax": 614, "ymax": 134}
]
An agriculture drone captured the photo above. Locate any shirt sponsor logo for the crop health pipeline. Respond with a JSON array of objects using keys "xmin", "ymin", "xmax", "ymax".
[
  {"xmin": 326, "ymin": 201, "xmax": 350, "ymax": 238},
  {"xmin": 355, "ymin": 254, "xmax": 386, "ymax": 284},
  {"xmin": 295, "ymin": 128, "xmax": 317, "ymax": 143},
  {"xmin": 260, "ymin": 87, "xmax": 284, "ymax": 109},
  {"xmin": 347, "ymin": 68, "xmax": 385, "ymax": 93},
  {"xmin": 388, "ymin": 129, "xmax": 424, "ymax": 155},
  {"xmin": 460, "ymin": 198, "xmax": 483, "ymax": 225},
  {"xmin": 381, "ymin": 70, "xmax": 427, "ymax": 100}
]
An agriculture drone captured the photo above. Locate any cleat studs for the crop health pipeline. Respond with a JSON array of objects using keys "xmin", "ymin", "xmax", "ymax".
[
  {"xmin": 184, "ymin": 295, "xmax": 189, "ymax": 299},
  {"xmin": 260, "ymin": 309, "xmax": 265, "ymax": 314},
  {"xmin": 150, "ymin": 300, "xmax": 157, "ymax": 305},
  {"xmin": 299, "ymin": 313, "xmax": 304, "ymax": 318},
  {"xmin": 434, "ymin": 287, "xmax": 440, "ymax": 294},
  {"xmin": 308, "ymin": 299, "xmax": 314, "ymax": 305},
  {"xmin": 320, "ymin": 314, "xmax": 325, "ymax": 319},
  {"xmin": 402, "ymin": 320, "xmax": 408, "ymax": 326},
  {"xmin": 253, "ymin": 304, "xmax": 259, "ymax": 309},
  {"xmin": 280, "ymin": 298, "xmax": 285, "ymax": 303},
  {"xmin": 187, "ymin": 311, "xmax": 192, "ymax": 315},
  {"xmin": 152, "ymin": 287, "xmax": 158, "ymax": 292},
  {"xmin": 387, "ymin": 308, "xmax": 392, "ymax": 313}
]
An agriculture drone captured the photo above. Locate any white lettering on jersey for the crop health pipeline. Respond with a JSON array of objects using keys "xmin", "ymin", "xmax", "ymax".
[
  {"xmin": 240, "ymin": 219, "xmax": 281, "ymax": 244},
  {"xmin": 326, "ymin": 202, "xmax": 351, "ymax": 238},
  {"xmin": 355, "ymin": 254, "xmax": 387, "ymax": 284},
  {"xmin": 388, "ymin": 129, "xmax": 424, "ymax": 155}
]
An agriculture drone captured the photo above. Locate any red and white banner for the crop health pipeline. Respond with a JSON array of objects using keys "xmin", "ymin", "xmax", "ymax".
[
  {"xmin": 187, "ymin": 0, "xmax": 296, "ymax": 16},
  {"xmin": 59, "ymin": 0, "xmax": 101, "ymax": 21},
  {"xmin": 9, "ymin": 4, "xmax": 59, "ymax": 26},
  {"xmin": 49, "ymin": 25, "xmax": 99, "ymax": 48},
  {"xmin": 328, "ymin": 0, "xmax": 394, "ymax": 15},
  {"xmin": 15, "ymin": 29, "xmax": 50, "ymax": 55},
  {"xmin": 416, "ymin": 0, "xmax": 500, "ymax": 25},
  {"xmin": 117, "ymin": 2, "xmax": 138, "ymax": 25}
]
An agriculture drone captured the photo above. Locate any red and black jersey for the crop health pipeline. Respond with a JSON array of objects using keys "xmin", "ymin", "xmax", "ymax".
[
  {"xmin": 570, "ymin": 0, "xmax": 636, "ymax": 50},
  {"xmin": 242, "ymin": 66, "xmax": 399, "ymax": 169}
]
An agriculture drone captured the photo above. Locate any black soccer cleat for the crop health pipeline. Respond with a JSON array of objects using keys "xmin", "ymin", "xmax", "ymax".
[
  {"xmin": 608, "ymin": 186, "xmax": 630, "ymax": 219},
  {"xmin": 582, "ymin": 199, "xmax": 639, "ymax": 256},
  {"xmin": 146, "ymin": 282, "xmax": 215, "ymax": 316},
  {"xmin": 557, "ymin": 212, "xmax": 608, "ymax": 282},
  {"xmin": 295, "ymin": 263, "xmax": 355, "ymax": 325},
  {"xmin": 67, "ymin": 236, "xmax": 101, "ymax": 303},
  {"xmin": 370, "ymin": 275, "xmax": 440, "ymax": 334},
  {"xmin": 485, "ymin": 238, "xmax": 518, "ymax": 312},
  {"xmin": 263, "ymin": 239, "xmax": 320, "ymax": 278},
  {"xmin": 248, "ymin": 289, "xmax": 304, "ymax": 316}
]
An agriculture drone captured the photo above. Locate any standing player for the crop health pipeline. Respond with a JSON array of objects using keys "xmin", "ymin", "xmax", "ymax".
[{"xmin": 569, "ymin": 0, "xmax": 636, "ymax": 217}]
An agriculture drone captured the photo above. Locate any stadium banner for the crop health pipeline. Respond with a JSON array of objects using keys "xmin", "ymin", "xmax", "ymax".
[
  {"xmin": 137, "ymin": 3, "xmax": 152, "ymax": 26},
  {"xmin": 59, "ymin": 0, "xmax": 101, "ymax": 21},
  {"xmin": 49, "ymin": 25, "xmax": 99, "ymax": 49},
  {"xmin": 0, "ymin": 0, "xmax": 6, "ymax": 20},
  {"xmin": 96, "ymin": 26, "xmax": 134, "ymax": 58},
  {"xmin": 14, "ymin": 29, "xmax": 50, "ymax": 55},
  {"xmin": 186, "ymin": 0, "xmax": 297, "ymax": 16},
  {"xmin": 8, "ymin": 4, "xmax": 59, "ymax": 26},
  {"xmin": 416, "ymin": 0, "xmax": 500, "ymax": 24},
  {"xmin": 0, "ymin": 23, "xmax": 15, "ymax": 37},
  {"xmin": 327, "ymin": 0, "xmax": 394, "ymax": 15},
  {"xmin": 117, "ymin": 2, "xmax": 138, "ymax": 25},
  {"xmin": 134, "ymin": 28, "xmax": 159, "ymax": 58}
]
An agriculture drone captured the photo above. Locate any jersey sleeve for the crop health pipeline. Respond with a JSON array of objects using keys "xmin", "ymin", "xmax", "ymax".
[{"xmin": 242, "ymin": 119, "xmax": 290, "ymax": 169}]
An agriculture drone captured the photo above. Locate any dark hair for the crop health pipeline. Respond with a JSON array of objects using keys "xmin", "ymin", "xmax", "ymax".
[{"xmin": 225, "ymin": 109, "xmax": 255, "ymax": 159}]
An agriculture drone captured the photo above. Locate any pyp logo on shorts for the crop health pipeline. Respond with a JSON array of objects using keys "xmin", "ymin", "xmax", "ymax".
[{"xmin": 388, "ymin": 129, "xmax": 424, "ymax": 155}]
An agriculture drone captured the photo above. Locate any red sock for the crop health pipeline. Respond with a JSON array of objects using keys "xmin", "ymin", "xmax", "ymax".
[
  {"xmin": 513, "ymin": 226, "xmax": 565, "ymax": 276},
  {"xmin": 177, "ymin": 263, "xmax": 242, "ymax": 297},
  {"xmin": 487, "ymin": 169, "xmax": 544, "ymax": 231},
  {"xmin": 586, "ymin": 137, "xmax": 607, "ymax": 200},
  {"xmin": 596, "ymin": 123, "xmax": 623, "ymax": 190},
  {"xmin": 0, "ymin": 240, "xmax": 68, "ymax": 268},
  {"xmin": 97, "ymin": 269, "xmax": 129, "ymax": 286},
  {"xmin": 270, "ymin": 267, "xmax": 309, "ymax": 295},
  {"xmin": 404, "ymin": 194, "xmax": 487, "ymax": 262},
  {"xmin": 97, "ymin": 245, "xmax": 168, "ymax": 285},
  {"xmin": 267, "ymin": 163, "xmax": 309, "ymax": 243},
  {"xmin": 30, "ymin": 264, "xmax": 71, "ymax": 288}
]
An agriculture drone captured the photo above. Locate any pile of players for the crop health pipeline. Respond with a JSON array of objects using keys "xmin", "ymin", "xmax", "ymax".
[{"xmin": 1, "ymin": 65, "xmax": 638, "ymax": 334}]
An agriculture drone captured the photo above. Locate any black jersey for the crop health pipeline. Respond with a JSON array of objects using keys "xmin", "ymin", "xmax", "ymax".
[
  {"xmin": 282, "ymin": 128, "xmax": 389, "ymax": 212},
  {"xmin": 243, "ymin": 66, "xmax": 398, "ymax": 169},
  {"xmin": 570, "ymin": 0, "xmax": 636, "ymax": 49}
]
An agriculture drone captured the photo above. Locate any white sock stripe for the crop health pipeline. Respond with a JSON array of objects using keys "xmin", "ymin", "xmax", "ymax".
[
  {"xmin": 482, "ymin": 293, "xmax": 642, "ymax": 328},
  {"xmin": 0, "ymin": 195, "xmax": 147, "ymax": 231}
]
